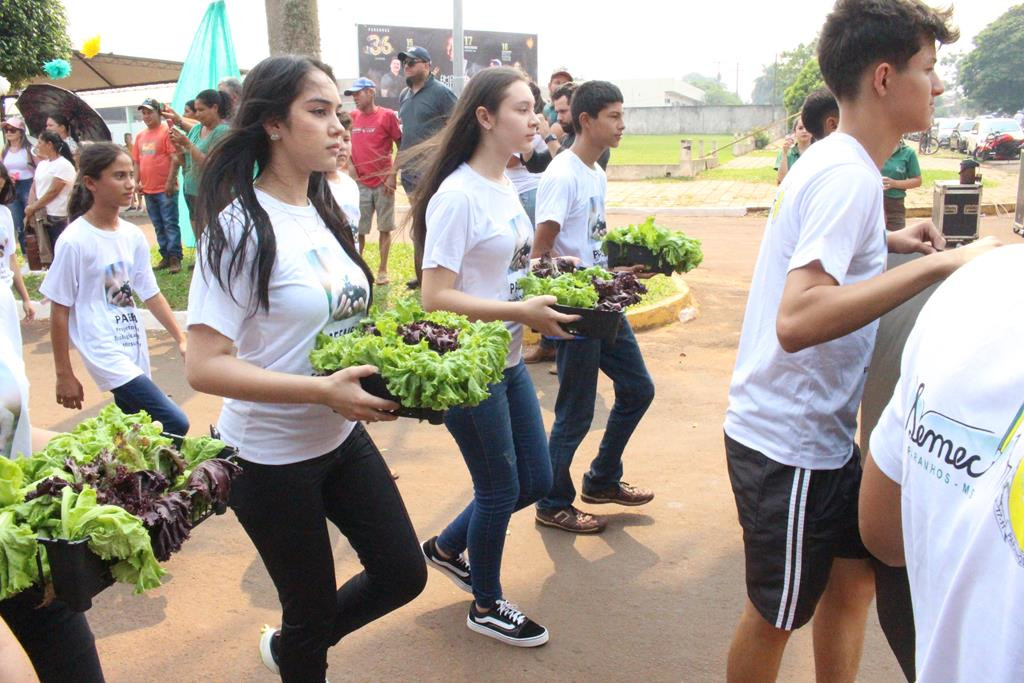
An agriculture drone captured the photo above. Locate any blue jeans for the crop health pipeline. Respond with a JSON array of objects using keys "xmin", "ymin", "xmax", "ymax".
[
  {"xmin": 111, "ymin": 374, "xmax": 190, "ymax": 436},
  {"xmin": 437, "ymin": 361, "xmax": 553, "ymax": 605},
  {"xmin": 11, "ymin": 178, "xmax": 32, "ymax": 254},
  {"xmin": 144, "ymin": 192, "xmax": 182, "ymax": 260},
  {"xmin": 537, "ymin": 320, "xmax": 655, "ymax": 511}
]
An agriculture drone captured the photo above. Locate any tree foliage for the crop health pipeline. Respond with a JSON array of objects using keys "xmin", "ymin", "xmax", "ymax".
[
  {"xmin": 751, "ymin": 41, "xmax": 817, "ymax": 106},
  {"xmin": 0, "ymin": 0, "xmax": 73, "ymax": 89},
  {"xmin": 783, "ymin": 59, "xmax": 825, "ymax": 116},
  {"xmin": 683, "ymin": 73, "xmax": 742, "ymax": 106},
  {"xmin": 960, "ymin": 5, "xmax": 1024, "ymax": 114}
]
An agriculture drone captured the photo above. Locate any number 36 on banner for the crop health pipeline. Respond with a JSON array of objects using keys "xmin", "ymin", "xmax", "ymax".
[{"xmin": 365, "ymin": 34, "xmax": 394, "ymax": 56}]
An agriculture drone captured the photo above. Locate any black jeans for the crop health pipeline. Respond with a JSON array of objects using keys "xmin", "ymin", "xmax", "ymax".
[
  {"xmin": 0, "ymin": 590, "xmax": 105, "ymax": 682},
  {"xmin": 229, "ymin": 424, "xmax": 426, "ymax": 683}
]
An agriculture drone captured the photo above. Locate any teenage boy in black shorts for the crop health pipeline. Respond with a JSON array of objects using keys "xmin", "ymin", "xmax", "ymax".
[{"xmin": 723, "ymin": 1, "xmax": 999, "ymax": 680}]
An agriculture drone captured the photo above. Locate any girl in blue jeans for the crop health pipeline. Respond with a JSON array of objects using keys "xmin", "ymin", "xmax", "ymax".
[
  {"xmin": 39, "ymin": 143, "xmax": 189, "ymax": 436},
  {"xmin": 411, "ymin": 67, "xmax": 576, "ymax": 648}
]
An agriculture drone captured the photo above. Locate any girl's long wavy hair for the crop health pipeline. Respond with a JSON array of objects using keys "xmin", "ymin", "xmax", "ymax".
[
  {"xmin": 196, "ymin": 55, "xmax": 372, "ymax": 315},
  {"xmin": 67, "ymin": 143, "xmax": 127, "ymax": 222},
  {"xmin": 2, "ymin": 126, "xmax": 34, "ymax": 170},
  {"xmin": 408, "ymin": 67, "xmax": 528, "ymax": 268}
]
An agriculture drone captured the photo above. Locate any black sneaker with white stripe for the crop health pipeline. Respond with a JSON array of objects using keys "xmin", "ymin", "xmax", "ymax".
[
  {"xmin": 467, "ymin": 599, "xmax": 549, "ymax": 647},
  {"xmin": 422, "ymin": 536, "xmax": 472, "ymax": 593}
]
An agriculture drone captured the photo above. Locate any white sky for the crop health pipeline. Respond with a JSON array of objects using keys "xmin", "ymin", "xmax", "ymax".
[{"xmin": 64, "ymin": 0, "xmax": 1016, "ymax": 101}]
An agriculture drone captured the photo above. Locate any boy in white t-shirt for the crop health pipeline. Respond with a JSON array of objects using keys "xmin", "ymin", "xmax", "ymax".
[
  {"xmin": 861, "ymin": 246, "xmax": 1024, "ymax": 683},
  {"xmin": 531, "ymin": 81, "xmax": 656, "ymax": 534},
  {"xmin": 722, "ymin": 2, "xmax": 1000, "ymax": 681}
]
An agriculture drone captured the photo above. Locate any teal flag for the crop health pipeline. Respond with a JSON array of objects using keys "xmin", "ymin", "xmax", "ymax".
[{"xmin": 172, "ymin": 0, "xmax": 240, "ymax": 247}]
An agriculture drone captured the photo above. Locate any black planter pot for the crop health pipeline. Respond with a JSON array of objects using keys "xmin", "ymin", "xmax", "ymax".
[
  {"xmin": 359, "ymin": 373, "xmax": 446, "ymax": 425},
  {"xmin": 37, "ymin": 538, "xmax": 113, "ymax": 612},
  {"xmin": 604, "ymin": 242, "xmax": 674, "ymax": 275},
  {"xmin": 551, "ymin": 304, "xmax": 623, "ymax": 342}
]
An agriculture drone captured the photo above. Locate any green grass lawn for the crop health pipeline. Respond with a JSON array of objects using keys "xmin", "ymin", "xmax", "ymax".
[
  {"xmin": 23, "ymin": 242, "xmax": 680, "ymax": 313},
  {"xmin": 612, "ymin": 134, "xmax": 740, "ymax": 166}
]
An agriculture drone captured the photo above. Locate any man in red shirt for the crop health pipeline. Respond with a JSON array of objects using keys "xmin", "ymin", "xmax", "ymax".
[
  {"xmin": 344, "ymin": 78, "xmax": 402, "ymax": 285},
  {"xmin": 131, "ymin": 98, "xmax": 182, "ymax": 273}
]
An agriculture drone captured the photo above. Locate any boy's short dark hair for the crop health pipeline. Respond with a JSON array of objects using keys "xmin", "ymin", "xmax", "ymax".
[
  {"xmin": 551, "ymin": 81, "xmax": 577, "ymax": 105},
  {"xmin": 801, "ymin": 88, "xmax": 840, "ymax": 140},
  {"xmin": 818, "ymin": 0, "xmax": 958, "ymax": 101},
  {"xmin": 337, "ymin": 110, "xmax": 352, "ymax": 130},
  {"xmin": 571, "ymin": 80, "xmax": 623, "ymax": 131}
]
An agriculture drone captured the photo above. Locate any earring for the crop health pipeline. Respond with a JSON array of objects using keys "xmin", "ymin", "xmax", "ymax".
[{"xmin": 270, "ymin": 133, "xmax": 280, "ymax": 141}]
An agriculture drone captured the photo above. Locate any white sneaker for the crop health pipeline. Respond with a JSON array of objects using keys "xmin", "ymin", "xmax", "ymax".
[{"xmin": 258, "ymin": 624, "xmax": 280, "ymax": 675}]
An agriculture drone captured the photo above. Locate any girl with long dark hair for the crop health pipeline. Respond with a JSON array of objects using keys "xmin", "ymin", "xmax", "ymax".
[
  {"xmin": 39, "ymin": 143, "xmax": 188, "ymax": 436},
  {"xmin": 25, "ymin": 131, "xmax": 75, "ymax": 248},
  {"xmin": 184, "ymin": 55, "xmax": 425, "ymax": 681},
  {"xmin": 2, "ymin": 117, "xmax": 35, "ymax": 253},
  {"xmin": 412, "ymin": 67, "xmax": 574, "ymax": 647}
]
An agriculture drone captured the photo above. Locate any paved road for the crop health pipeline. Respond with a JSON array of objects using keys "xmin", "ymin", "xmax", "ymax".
[{"xmin": 16, "ymin": 214, "xmax": 1021, "ymax": 681}]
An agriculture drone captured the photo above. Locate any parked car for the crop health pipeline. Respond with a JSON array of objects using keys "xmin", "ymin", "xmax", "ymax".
[
  {"xmin": 950, "ymin": 118, "xmax": 976, "ymax": 153},
  {"xmin": 933, "ymin": 117, "xmax": 958, "ymax": 147},
  {"xmin": 965, "ymin": 118, "xmax": 1024, "ymax": 159}
]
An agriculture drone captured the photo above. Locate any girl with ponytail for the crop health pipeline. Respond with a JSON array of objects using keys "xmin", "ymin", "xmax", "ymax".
[
  {"xmin": 185, "ymin": 55, "xmax": 425, "ymax": 681},
  {"xmin": 413, "ymin": 67, "xmax": 574, "ymax": 647},
  {"xmin": 39, "ymin": 142, "xmax": 189, "ymax": 437}
]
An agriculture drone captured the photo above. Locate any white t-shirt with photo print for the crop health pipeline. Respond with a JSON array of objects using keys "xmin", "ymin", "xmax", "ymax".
[
  {"xmin": 187, "ymin": 189, "xmax": 371, "ymax": 465},
  {"xmin": 535, "ymin": 148, "xmax": 608, "ymax": 267},
  {"xmin": 39, "ymin": 217, "xmax": 160, "ymax": 391},
  {"xmin": 725, "ymin": 133, "xmax": 888, "ymax": 470},
  {"xmin": 0, "ymin": 284, "xmax": 31, "ymax": 460},
  {"xmin": 1, "ymin": 205, "xmax": 16, "ymax": 287},
  {"xmin": 423, "ymin": 163, "xmax": 534, "ymax": 367},
  {"xmin": 328, "ymin": 173, "xmax": 361, "ymax": 235},
  {"xmin": 870, "ymin": 245, "xmax": 1024, "ymax": 683}
]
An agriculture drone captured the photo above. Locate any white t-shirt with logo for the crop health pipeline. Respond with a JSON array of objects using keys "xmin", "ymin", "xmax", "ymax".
[
  {"xmin": 1, "ymin": 205, "xmax": 15, "ymax": 287},
  {"xmin": 33, "ymin": 156, "xmax": 76, "ymax": 217},
  {"xmin": 187, "ymin": 190, "xmax": 371, "ymax": 465},
  {"xmin": 0, "ymin": 289, "xmax": 31, "ymax": 460},
  {"xmin": 423, "ymin": 163, "xmax": 533, "ymax": 367},
  {"xmin": 39, "ymin": 217, "xmax": 160, "ymax": 391},
  {"xmin": 535, "ymin": 149, "xmax": 608, "ymax": 267},
  {"xmin": 870, "ymin": 245, "xmax": 1024, "ymax": 683},
  {"xmin": 725, "ymin": 133, "xmax": 888, "ymax": 470},
  {"xmin": 328, "ymin": 173, "xmax": 361, "ymax": 235}
]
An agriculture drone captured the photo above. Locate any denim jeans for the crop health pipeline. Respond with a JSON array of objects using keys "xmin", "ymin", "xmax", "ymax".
[
  {"xmin": 11, "ymin": 178, "xmax": 32, "ymax": 254},
  {"xmin": 537, "ymin": 320, "xmax": 655, "ymax": 511},
  {"xmin": 230, "ymin": 424, "xmax": 426, "ymax": 683},
  {"xmin": 437, "ymin": 361, "xmax": 553, "ymax": 605},
  {"xmin": 111, "ymin": 374, "xmax": 190, "ymax": 436},
  {"xmin": 144, "ymin": 191, "xmax": 182, "ymax": 259}
]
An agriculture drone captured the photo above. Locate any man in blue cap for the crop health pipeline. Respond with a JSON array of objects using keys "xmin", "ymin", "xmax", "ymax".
[
  {"xmin": 395, "ymin": 45, "xmax": 457, "ymax": 287},
  {"xmin": 345, "ymin": 77, "xmax": 402, "ymax": 284}
]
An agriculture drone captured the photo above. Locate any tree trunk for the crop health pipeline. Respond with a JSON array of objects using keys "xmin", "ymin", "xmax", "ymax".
[{"xmin": 265, "ymin": 0, "xmax": 321, "ymax": 58}]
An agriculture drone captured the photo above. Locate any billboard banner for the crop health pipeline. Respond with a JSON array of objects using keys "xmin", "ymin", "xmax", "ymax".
[{"xmin": 356, "ymin": 24, "xmax": 538, "ymax": 109}]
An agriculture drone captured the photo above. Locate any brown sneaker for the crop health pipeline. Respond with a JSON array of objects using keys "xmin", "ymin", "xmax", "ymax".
[
  {"xmin": 580, "ymin": 482, "xmax": 654, "ymax": 507},
  {"xmin": 168, "ymin": 257, "xmax": 182, "ymax": 274},
  {"xmin": 535, "ymin": 506, "xmax": 606, "ymax": 533},
  {"xmin": 154, "ymin": 257, "xmax": 170, "ymax": 270},
  {"xmin": 523, "ymin": 345, "xmax": 556, "ymax": 364}
]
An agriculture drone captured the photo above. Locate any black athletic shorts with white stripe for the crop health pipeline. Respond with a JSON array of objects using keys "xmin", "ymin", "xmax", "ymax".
[{"xmin": 725, "ymin": 432, "xmax": 869, "ymax": 631}]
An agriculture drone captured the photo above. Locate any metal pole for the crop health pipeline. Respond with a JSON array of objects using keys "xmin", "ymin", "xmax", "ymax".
[{"xmin": 452, "ymin": 0, "xmax": 465, "ymax": 95}]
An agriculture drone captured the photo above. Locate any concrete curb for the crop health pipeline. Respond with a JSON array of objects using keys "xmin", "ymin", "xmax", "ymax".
[
  {"xmin": 22, "ymin": 300, "xmax": 188, "ymax": 332},
  {"xmin": 522, "ymin": 272, "xmax": 697, "ymax": 345}
]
